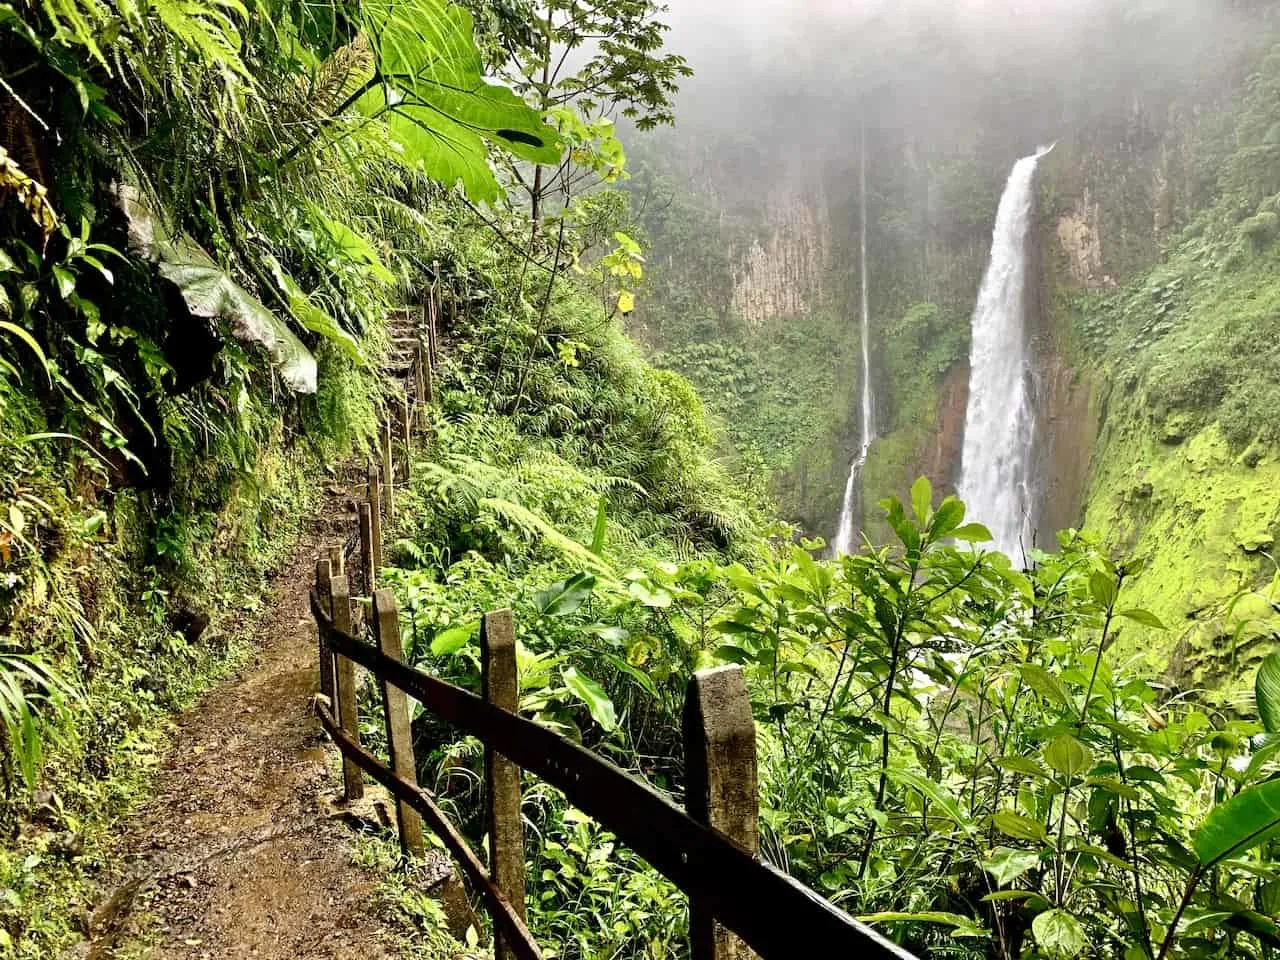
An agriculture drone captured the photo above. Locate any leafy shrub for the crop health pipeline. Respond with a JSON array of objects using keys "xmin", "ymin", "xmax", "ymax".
[
  {"xmin": 388, "ymin": 468, "xmax": 1280, "ymax": 960},
  {"xmin": 1239, "ymin": 211, "xmax": 1280, "ymax": 247}
]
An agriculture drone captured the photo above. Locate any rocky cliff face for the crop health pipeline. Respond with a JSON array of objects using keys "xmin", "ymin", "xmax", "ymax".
[
  {"xmin": 729, "ymin": 187, "xmax": 832, "ymax": 328},
  {"xmin": 1054, "ymin": 190, "xmax": 1113, "ymax": 290}
]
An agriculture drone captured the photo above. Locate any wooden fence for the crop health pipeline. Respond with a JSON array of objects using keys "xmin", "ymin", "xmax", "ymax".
[{"xmin": 309, "ymin": 320, "xmax": 918, "ymax": 960}]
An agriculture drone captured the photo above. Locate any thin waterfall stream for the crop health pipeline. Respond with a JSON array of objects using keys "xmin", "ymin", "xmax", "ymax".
[
  {"xmin": 957, "ymin": 144, "xmax": 1054, "ymax": 557},
  {"xmin": 832, "ymin": 128, "xmax": 874, "ymax": 557}
]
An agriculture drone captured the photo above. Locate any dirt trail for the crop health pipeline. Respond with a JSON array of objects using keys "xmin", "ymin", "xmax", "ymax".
[{"xmin": 83, "ymin": 482, "xmax": 409, "ymax": 960}]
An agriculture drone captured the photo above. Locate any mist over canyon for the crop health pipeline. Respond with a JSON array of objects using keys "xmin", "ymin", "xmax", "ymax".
[{"xmin": 626, "ymin": 0, "xmax": 1280, "ymax": 690}]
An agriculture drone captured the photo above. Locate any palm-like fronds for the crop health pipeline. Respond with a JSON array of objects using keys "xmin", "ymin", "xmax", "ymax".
[
  {"xmin": 40, "ymin": 0, "xmax": 254, "ymax": 76},
  {"xmin": 0, "ymin": 647, "xmax": 76, "ymax": 788}
]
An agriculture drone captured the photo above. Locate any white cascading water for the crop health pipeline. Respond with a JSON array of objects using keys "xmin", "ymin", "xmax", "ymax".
[
  {"xmin": 957, "ymin": 145, "xmax": 1055, "ymax": 558},
  {"xmin": 832, "ymin": 129, "xmax": 874, "ymax": 557}
]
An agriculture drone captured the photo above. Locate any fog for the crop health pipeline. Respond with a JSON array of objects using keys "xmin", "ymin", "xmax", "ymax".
[{"xmin": 656, "ymin": 0, "xmax": 1259, "ymax": 150}]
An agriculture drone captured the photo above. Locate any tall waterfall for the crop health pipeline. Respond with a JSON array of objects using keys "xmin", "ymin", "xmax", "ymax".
[
  {"xmin": 832, "ymin": 129, "xmax": 874, "ymax": 557},
  {"xmin": 957, "ymin": 145, "xmax": 1054, "ymax": 558}
]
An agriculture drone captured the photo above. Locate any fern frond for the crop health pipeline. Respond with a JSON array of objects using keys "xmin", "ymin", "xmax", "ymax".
[
  {"xmin": 149, "ymin": 0, "xmax": 253, "ymax": 79},
  {"xmin": 307, "ymin": 35, "xmax": 374, "ymax": 113},
  {"xmin": 479, "ymin": 497, "xmax": 613, "ymax": 576},
  {"xmin": 40, "ymin": 0, "xmax": 110, "ymax": 65}
]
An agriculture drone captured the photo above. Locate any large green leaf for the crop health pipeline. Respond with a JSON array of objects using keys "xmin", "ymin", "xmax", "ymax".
[
  {"xmin": 115, "ymin": 184, "xmax": 316, "ymax": 392},
  {"xmin": 628, "ymin": 579, "xmax": 673, "ymax": 609},
  {"xmin": 993, "ymin": 809, "xmax": 1048, "ymax": 843},
  {"xmin": 305, "ymin": 205, "xmax": 396, "ymax": 286},
  {"xmin": 858, "ymin": 912, "xmax": 985, "ymax": 937},
  {"xmin": 430, "ymin": 621, "xmax": 478, "ymax": 656},
  {"xmin": 357, "ymin": 0, "xmax": 561, "ymax": 202},
  {"xmin": 562, "ymin": 666, "xmax": 616, "ymax": 733},
  {"xmin": 981, "ymin": 847, "xmax": 1042, "ymax": 887},
  {"xmin": 1257, "ymin": 651, "xmax": 1280, "ymax": 734},
  {"xmin": 1019, "ymin": 663, "xmax": 1072, "ymax": 707},
  {"xmin": 1089, "ymin": 570, "xmax": 1118, "ymax": 609},
  {"xmin": 930, "ymin": 497, "xmax": 966, "ymax": 539},
  {"xmin": 1117, "ymin": 607, "xmax": 1166, "ymax": 630},
  {"xmin": 951, "ymin": 522, "xmax": 993, "ymax": 543},
  {"xmin": 887, "ymin": 768, "xmax": 974, "ymax": 836},
  {"xmin": 1032, "ymin": 909, "xmax": 1088, "ymax": 960},
  {"xmin": 157, "ymin": 235, "xmax": 316, "ymax": 393},
  {"xmin": 910, "ymin": 476, "xmax": 933, "ymax": 525},
  {"xmin": 1195, "ymin": 778, "xmax": 1280, "ymax": 866},
  {"xmin": 262, "ymin": 254, "xmax": 363, "ymax": 364},
  {"xmin": 1043, "ymin": 735, "xmax": 1092, "ymax": 781},
  {"xmin": 1223, "ymin": 909, "xmax": 1280, "ymax": 948},
  {"xmin": 534, "ymin": 573, "xmax": 596, "ymax": 617}
]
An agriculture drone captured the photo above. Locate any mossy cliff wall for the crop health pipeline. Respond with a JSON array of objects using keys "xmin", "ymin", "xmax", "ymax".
[
  {"xmin": 627, "ymin": 135, "xmax": 862, "ymax": 534},
  {"xmin": 1034, "ymin": 39, "xmax": 1280, "ymax": 691}
]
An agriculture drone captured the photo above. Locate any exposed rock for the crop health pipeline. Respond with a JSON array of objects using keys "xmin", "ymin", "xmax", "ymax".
[
  {"xmin": 1031, "ymin": 353, "xmax": 1098, "ymax": 543},
  {"xmin": 729, "ymin": 185, "xmax": 830, "ymax": 328},
  {"xmin": 921, "ymin": 359, "xmax": 969, "ymax": 492},
  {"xmin": 1055, "ymin": 192, "xmax": 1112, "ymax": 289}
]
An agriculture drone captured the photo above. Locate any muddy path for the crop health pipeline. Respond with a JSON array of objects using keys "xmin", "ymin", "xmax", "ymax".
[{"xmin": 80, "ymin": 480, "xmax": 413, "ymax": 960}]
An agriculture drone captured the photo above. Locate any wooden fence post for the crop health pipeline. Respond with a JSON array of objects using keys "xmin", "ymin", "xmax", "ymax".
[
  {"xmin": 400, "ymin": 394, "xmax": 412, "ymax": 482},
  {"xmin": 684, "ymin": 666, "xmax": 759, "ymax": 960},
  {"xmin": 381, "ymin": 419, "xmax": 395, "ymax": 525},
  {"xmin": 315, "ymin": 557, "xmax": 335, "ymax": 707},
  {"xmin": 372, "ymin": 588, "xmax": 424, "ymax": 857},
  {"xmin": 330, "ymin": 574, "xmax": 364, "ymax": 802},
  {"xmin": 359, "ymin": 502, "xmax": 376, "ymax": 598},
  {"xmin": 368, "ymin": 464, "xmax": 384, "ymax": 574},
  {"xmin": 328, "ymin": 543, "xmax": 344, "ymax": 578},
  {"xmin": 428, "ymin": 282, "xmax": 439, "ymax": 367},
  {"xmin": 415, "ymin": 341, "xmax": 432, "ymax": 411},
  {"xmin": 482, "ymin": 608, "xmax": 526, "ymax": 960}
]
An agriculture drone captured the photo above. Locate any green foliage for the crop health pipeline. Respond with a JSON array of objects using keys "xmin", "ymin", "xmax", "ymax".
[
  {"xmin": 698, "ymin": 492, "xmax": 1280, "ymax": 959},
  {"xmin": 386, "ymin": 462, "xmax": 1280, "ymax": 959},
  {"xmin": 0, "ymin": 648, "xmax": 74, "ymax": 791},
  {"xmin": 354, "ymin": 0, "xmax": 561, "ymax": 203},
  {"xmin": 1255, "ymin": 652, "xmax": 1280, "ymax": 733},
  {"xmin": 528, "ymin": 807, "xmax": 687, "ymax": 956},
  {"xmin": 1067, "ymin": 42, "xmax": 1280, "ymax": 688},
  {"xmin": 880, "ymin": 302, "xmax": 968, "ymax": 427},
  {"xmin": 477, "ymin": 0, "xmax": 690, "ymax": 131},
  {"xmin": 656, "ymin": 314, "xmax": 847, "ymax": 527},
  {"xmin": 1075, "ymin": 44, "xmax": 1280, "ymax": 452},
  {"xmin": 0, "ymin": 1, "xmax": 564, "ymax": 950}
]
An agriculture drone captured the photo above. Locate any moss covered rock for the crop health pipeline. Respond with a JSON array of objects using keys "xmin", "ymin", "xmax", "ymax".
[{"xmin": 1085, "ymin": 422, "xmax": 1280, "ymax": 689}]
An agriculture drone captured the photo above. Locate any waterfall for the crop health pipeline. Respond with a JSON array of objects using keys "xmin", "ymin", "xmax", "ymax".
[
  {"xmin": 832, "ymin": 128, "xmax": 874, "ymax": 557},
  {"xmin": 957, "ymin": 145, "xmax": 1054, "ymax": 558}
]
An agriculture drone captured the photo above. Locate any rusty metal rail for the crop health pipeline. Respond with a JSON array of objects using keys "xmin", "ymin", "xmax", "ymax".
[{"xmin": 311, "ymin": 588, "xmax": 917, "ymax": 960}]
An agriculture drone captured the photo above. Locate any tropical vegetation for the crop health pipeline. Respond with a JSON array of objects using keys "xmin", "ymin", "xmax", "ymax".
[{"xmin": 3, "ymin": 2, "xmax": 1280, "ymax": 960}]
